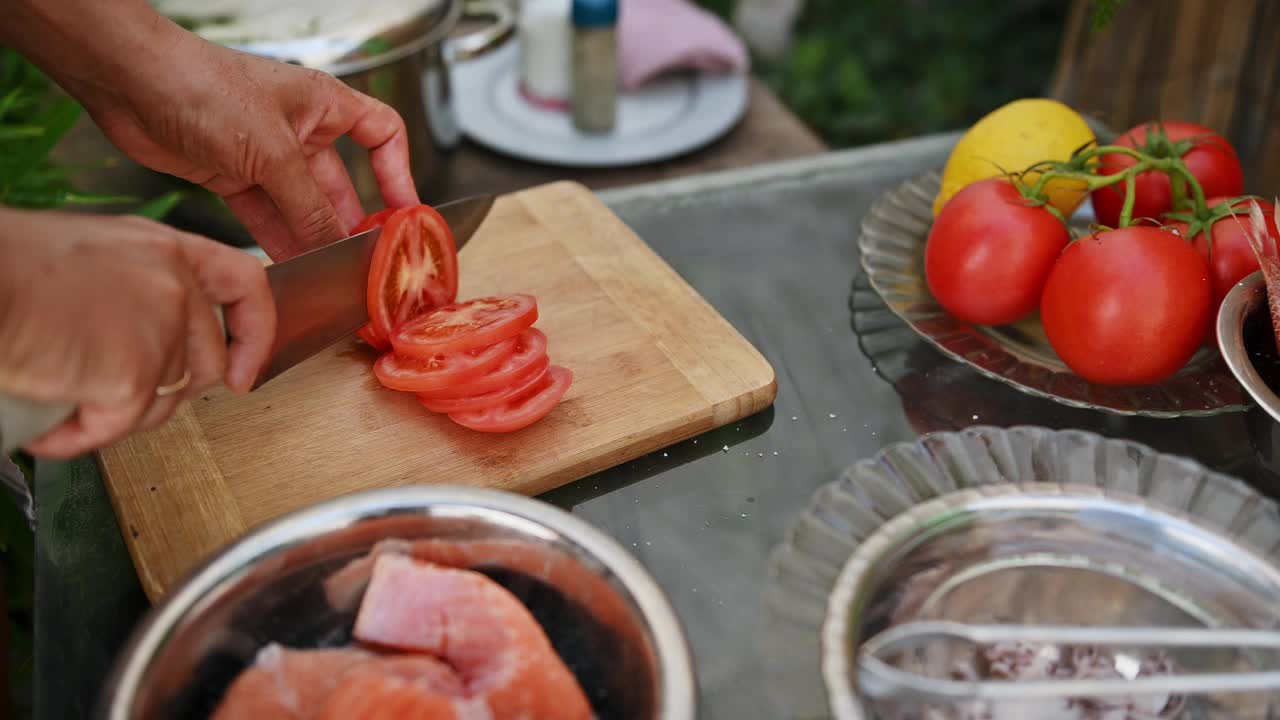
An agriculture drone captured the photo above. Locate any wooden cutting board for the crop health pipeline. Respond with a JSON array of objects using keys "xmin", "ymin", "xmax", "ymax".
[{"xmin": 100, "ymin": 181, "xmax": 776, "ymax": 600}]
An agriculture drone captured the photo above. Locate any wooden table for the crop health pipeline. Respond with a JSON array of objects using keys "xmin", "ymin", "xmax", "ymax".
[{"xmin": 437, "ymin": 78, "xmax": 828, "ymax": 198}]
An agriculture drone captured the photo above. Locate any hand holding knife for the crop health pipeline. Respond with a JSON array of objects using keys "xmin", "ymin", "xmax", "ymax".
[{"xmin": 0, "ymin": 196, "xmax": 494, "ymax": 455}]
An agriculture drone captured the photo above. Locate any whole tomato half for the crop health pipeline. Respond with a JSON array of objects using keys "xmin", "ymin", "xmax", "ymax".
[
  {"xmin": 1092, "ymin": 121, "xmax": 1243, "ymax": 228},
  {"xmin": 924, "ymin": 178, "xmax": 1070, "ymax": 326},
  {"xmin": 1041, "ymin": 226, "xmax": 1212, "ymax": 386},
  {"xmin": 1169, "ymin": 197, "xmax": 1278, "ymax": 311}
]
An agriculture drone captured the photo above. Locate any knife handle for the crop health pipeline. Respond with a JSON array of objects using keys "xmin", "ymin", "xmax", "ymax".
[{"xmin": 0, "ymin": 306, "xmax": 229, "ymax": 454}]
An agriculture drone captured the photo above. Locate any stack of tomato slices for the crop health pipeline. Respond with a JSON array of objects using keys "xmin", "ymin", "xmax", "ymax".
[{"xmin": 349, "ymin": 206, "xmax": 572, "ymax": 433}]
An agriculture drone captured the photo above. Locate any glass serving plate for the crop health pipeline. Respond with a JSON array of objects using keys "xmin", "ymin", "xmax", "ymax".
[
  {"xmin": 856, "ymin": 172, "xmax": 1249, "ymax": 418},
  {"xmin": 763, "ymin": 426, "xmax": 1280, "ymax": 719}
]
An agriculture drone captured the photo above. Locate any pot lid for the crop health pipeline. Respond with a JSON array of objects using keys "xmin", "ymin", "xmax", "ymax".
[{"xmin": 152, "ymin": 0, "xmax": 459, "ymax": 75}]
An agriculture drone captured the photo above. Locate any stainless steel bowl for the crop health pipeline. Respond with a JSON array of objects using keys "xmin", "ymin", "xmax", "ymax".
[
  {"xmin": 1219, "ymin": 270, "xmax": 1280, "ymax": 423},
  {"xmin": 823, "ymin": 483, "xmax": 1280, "ymax": 720},
  {"xmin": 98, "ymin": 486, "xmax": 696, "ymax": 719}
]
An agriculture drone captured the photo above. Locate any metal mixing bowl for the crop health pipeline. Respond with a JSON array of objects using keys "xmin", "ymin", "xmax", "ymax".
[
  {"xmin": 823, "ymin": 483, "xmax": 1280, "ymax": 720},
  {"xmin": 1219, "ymin": 270, "xmax": 1280, "ymax": 423},
  {"xmin": 98, "ymin": 486, "xmax": 696, "ymax": 719}
]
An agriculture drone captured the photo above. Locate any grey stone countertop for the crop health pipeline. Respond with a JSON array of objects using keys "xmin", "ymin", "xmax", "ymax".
[{"xmin": 34, "ymin": 132, "xmax": 1280, "ymax": 719}]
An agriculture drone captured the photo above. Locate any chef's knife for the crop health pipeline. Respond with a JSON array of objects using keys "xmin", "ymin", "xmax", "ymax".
[{"xmin": 0, "ymin": 195, "xmax": 495, "ymax": 454}]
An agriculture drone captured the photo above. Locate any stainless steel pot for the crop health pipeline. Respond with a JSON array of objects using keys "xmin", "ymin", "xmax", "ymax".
[
  {"xmin": 98, "ymin": 486, "xmax": 697, "ymax": 719},
  {"xmin": 140, "ymin": 0, "xmax": 514, "ymax": 243}
]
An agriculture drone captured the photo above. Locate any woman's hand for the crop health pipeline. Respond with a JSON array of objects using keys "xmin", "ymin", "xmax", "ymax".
[
  {"xmin": 3, "ymin": 0, "xmax": 420, "ymax": 261},
  {"xmin": 0, "ymin": 209, "xmax": 275, "ymax": 458}
]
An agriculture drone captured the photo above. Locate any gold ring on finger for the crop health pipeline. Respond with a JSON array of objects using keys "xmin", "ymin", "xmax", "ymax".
[{"xmin": 155, "ymin": 369, "xmax": 192, "ymax": 397}]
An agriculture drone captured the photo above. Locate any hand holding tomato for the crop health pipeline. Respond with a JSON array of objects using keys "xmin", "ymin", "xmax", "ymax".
[
  {"xmin": 0, "ymin": 208, "xmax": 275, "ymax": 458},
  {"xmin": 2, "ymin": 0, "xmax": 420, "ymax": 261}
]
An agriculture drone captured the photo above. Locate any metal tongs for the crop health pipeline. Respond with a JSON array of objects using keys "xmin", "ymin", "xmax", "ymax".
[{"xmin": 858, "ymin": 621, "xmax": 1280, "ymax": 703}]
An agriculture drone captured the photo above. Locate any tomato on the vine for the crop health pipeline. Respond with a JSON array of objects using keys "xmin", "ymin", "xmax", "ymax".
[
  {"xmin": 1092, "ymin": 121, "xmax": 1243, "ymax": 227},
  {"xmin": 1169, "ymin": 197, "xmax": 1278, "ymax": 312},
  {"xmin": 1041, "ymin": 226, "xmax": 1212, "ymax": 386},
  {"xmin": 924, "ymin": 178, "xmax": 1070, "ymax": 326}
]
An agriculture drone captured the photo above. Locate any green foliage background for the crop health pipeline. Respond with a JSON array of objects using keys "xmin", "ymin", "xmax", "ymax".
[{"xmin": 696, "ymin": 0, "xmax": 1072, "ymax": 147}]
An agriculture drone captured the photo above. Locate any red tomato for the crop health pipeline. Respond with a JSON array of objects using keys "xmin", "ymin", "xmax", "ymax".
[
  {"xmin": 1169, "ymin": 197, "xmax": 1278, "ymax": 310},
  {"xmin": 356, "ymin": 324, "xmax": 391, "ymax": 351},
  {"xmin": 392, "ymin": 294, "xmax": 538, "ymax": 358},
  {"xmin": 372, "ymin": 335, "xmax": 517, "ymax": 393},
  {"xmin": 367, "ymin": 205, "xmax": 460, "ymax": 343},
  {"xmin": 1092, "ymin": 121, "xmax": 1243, "ymax": 228},
  {"xmin": 449, "ymin": 366, "xmax": 573, "ymax": 433},
  {"xmin": 352, "ymin": 208, "xmax": 397, "ymax": 235},
  {"xmin": 924, "ymin": 178, "xmax": 1070, "ymax": 326},
  {"xmin": 352, "ymin": 208, "xmax": 401, "ymax": 349},
  {"xmin": 418, "ymin": 363, "xmax": 550, "ymax": 414},
  {"xmin": 417, "ymin": 328, "xmax": 549, "ymax": 400},
  {"xmin": 1040, "ymin": 226, "xmax": 1213, "ymax": 385}
]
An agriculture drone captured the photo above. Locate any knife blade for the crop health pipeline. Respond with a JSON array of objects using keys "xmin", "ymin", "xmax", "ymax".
[{"xmin": 0, "ymin": 195, "xmax": 495, "ymax": 454}]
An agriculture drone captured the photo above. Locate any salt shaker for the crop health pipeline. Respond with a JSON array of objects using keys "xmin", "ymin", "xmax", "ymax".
[
  {"xmin": 518, "ymin": 0, "xmax": 573, "ymax": 109},
  {"xmin": 570, "ymin": 0, "xmax": 618, "ymax": 133}
]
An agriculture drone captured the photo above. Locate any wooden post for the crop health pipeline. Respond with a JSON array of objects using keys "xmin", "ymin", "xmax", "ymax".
[{"xmin": 1050, "ymin": 0, "xmax": 1280, "ymax": 194}]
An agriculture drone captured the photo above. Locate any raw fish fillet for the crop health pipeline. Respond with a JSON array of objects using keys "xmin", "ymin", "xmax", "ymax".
[
  {"xmin": 318, "ymin": 656, "xmax": 485, "ymax": 720},
  {"xmin": 353, "ymin": 553, "xmax": 592, "ymax": 720},
  {"xmin": 211, "ymin": 644, "xmax": 375, "ymax": 720}
]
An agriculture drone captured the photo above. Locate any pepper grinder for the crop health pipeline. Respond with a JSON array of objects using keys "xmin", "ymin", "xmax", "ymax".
[{"xmin": 570, "ymin": 0, "xmax": 617, "ymax": 133}]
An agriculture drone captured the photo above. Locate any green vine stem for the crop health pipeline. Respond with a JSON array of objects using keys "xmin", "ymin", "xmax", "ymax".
[
  {"xmin": 1019, "ymin": 141, "xmax": 1213, "ymax": 230},
  {"xmin": 1119, "ymin": 171, "xmax": 1138, "ymax": 227}
]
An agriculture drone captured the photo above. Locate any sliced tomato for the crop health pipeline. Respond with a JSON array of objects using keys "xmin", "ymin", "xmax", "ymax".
[
  {"xmin": 449, "ymin": 366, "xmax": 573, "ymax": 433},
  {"xmin": 356, "ymin": 324, "xmax": 391, "ymax": 351},
  {"xmin": 367, "ymin": 205, "xmax": 459, "ymax": 342},
  {"xmin": 416, "ymin": 328, "xmax": 548, "ymax": 400},
  {"xmin": 352, "ymin": 208, "xmax": 398, "ymax": 235},
  {"xmin": 352, "ymin": 208, "xmax": 400, "ymax": 349},
  {"xmin": 418, "ymin": 362, "xmax": 550, "ymax": 414},
  {"xmin": 391, "ymin": 294, "xmax": 538, "ymax": 358},
  {"xmin": 373, "ymin": 336, "xmax": 517, "ymax": 393}
]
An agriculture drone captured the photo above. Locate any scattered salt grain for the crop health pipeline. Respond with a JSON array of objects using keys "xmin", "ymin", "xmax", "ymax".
[
  {"xmin": 828, "ymin": 413, "xmax": 837, "ymax": 419},
  {"xmin": 722, "ymin": 445, "xmax": 729, "ymax": 453}
]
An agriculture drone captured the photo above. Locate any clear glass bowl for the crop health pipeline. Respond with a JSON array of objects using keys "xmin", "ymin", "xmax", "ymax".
[{"xmin": 765, "ymin": 426, "xmax": 1280, "ymax": 719}]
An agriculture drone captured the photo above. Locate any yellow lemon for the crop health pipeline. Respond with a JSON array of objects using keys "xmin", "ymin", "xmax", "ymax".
[{"xmin": 933, "ymin": 98, "xmax": 1095, "ymax": 217}]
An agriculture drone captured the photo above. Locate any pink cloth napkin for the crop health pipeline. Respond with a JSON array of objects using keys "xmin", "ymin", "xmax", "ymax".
[{"xmin": 618, "ymin": 0, "xmax": 750, "ymax": 91}]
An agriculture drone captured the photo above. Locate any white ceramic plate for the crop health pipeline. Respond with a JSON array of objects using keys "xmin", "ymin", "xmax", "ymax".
[{"xmin": 451, "ymin": 40, "xmax": 750, "ymax": 168}]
